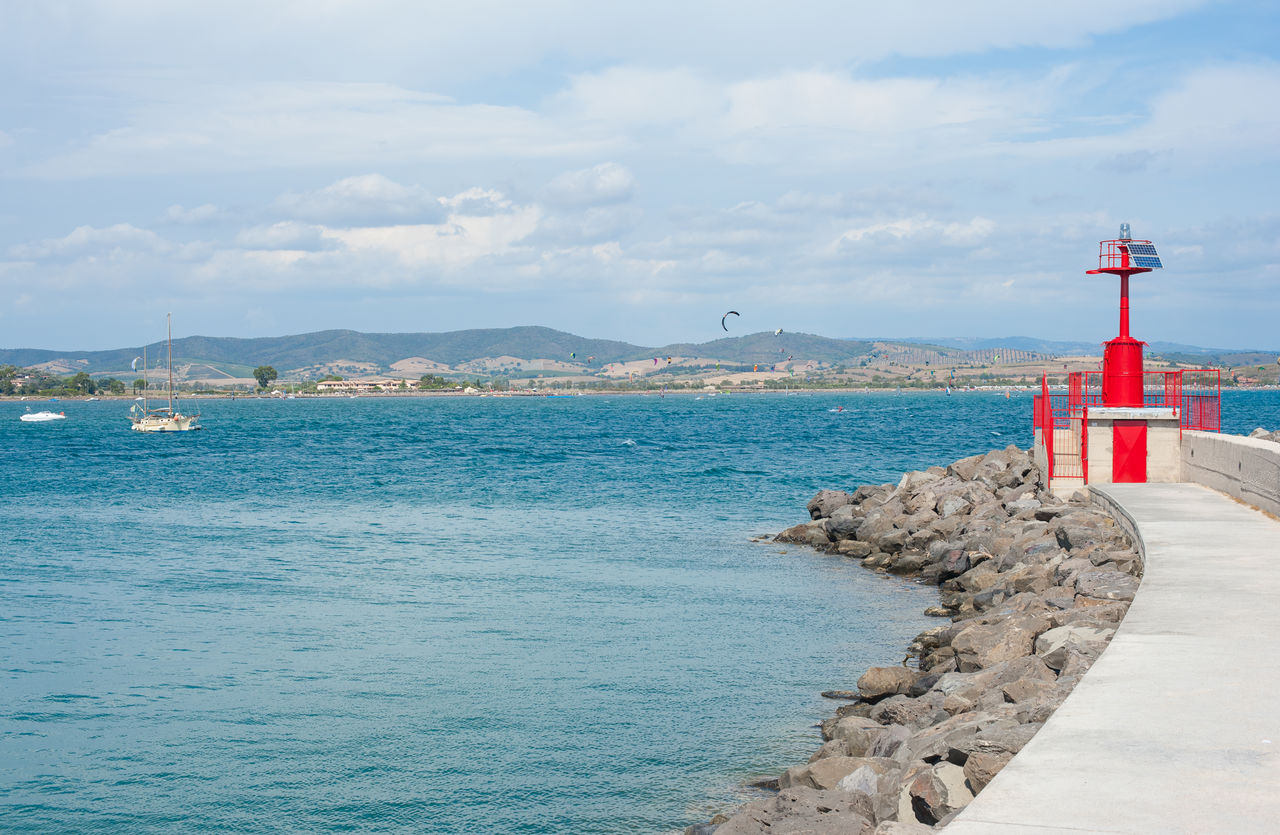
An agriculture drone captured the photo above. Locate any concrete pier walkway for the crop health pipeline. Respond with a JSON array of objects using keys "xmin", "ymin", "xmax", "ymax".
[{"xmin": 948, "ymin": 483, "xmax": 1280, "ymax": 834}]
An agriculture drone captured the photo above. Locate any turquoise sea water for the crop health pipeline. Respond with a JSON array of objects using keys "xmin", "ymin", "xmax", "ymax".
[{"xmin": 3, "ymin": 391, "xmax": 1278, "ymax": 833}]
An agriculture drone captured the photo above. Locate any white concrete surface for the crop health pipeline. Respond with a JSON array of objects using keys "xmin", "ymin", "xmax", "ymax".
[
  {"xmin": 946, "ymin": 483, "xmax": 1280, "ymax": 834},
  {"xmin": 1182, "ymin": 430, "xmax": 1280, "ymax": 518}
]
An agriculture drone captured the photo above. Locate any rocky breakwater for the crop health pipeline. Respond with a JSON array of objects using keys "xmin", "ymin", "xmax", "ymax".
[{"xmin": 690, "ymin": 446, "xmax": 1143, "ymax": 834}]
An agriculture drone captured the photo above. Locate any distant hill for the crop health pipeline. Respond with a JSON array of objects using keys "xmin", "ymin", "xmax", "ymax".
[
  {"xmin": 5, "ymin": 326, "xmax": 1273, "ymax": 382},
  {"xmin": 0, "ymin": 327, "xmax": 646, "ymax": 378}
]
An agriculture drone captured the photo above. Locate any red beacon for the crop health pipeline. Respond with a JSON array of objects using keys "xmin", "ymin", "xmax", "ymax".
[{"xmin": 1087, "ymin": 223, "xmax": 1162, "ymax": 407}]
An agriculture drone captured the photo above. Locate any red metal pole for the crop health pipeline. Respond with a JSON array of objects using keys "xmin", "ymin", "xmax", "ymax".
[{"xmin": 1119, "ymin": 273, "xmax": 1130, "ymax": 339}]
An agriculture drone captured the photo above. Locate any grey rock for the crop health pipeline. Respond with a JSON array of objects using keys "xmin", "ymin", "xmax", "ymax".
[
  {"xmin": 963, "ymin": 750, "xmax": 1012, "ymax": 794},
  {"xmin": 837, "ymin": 539, "xmax": 874, "ymax": 559},
  {"xmin": 873, "ymin": 823, "xmax": 934, "ymax": 834},
  {"xmin": 1035, "ymin": 623, "xmax": 1116, "ymax": 671},
  {"xmin": 858, "ymin": 666, "xmax": 921, "ymax": 700},
  {"xmin": 889, "ymin": 551, "xmax": 928, "ymax": 574},
  {"xmin": 714, "ymin": 786, "xmax": 875, "ymax": 835},
  {"xmin": 775, "ymin": 521, "xmax": 832, "ymax": 548},
  {"xmin": 937, "ymin": 494, "xmax": 972, "ymax": 518},
  {"xmin": 827, "ymin": 505, "xmax": 864, "ymax": 538},
  {"xmin": 939, "ymin": 549, "xmax": 970, "ymax": 580},
  {"xmin": 870, "ymin": 695, "xmax": 940, "ymax": 728},
  {"xmin": 872, "ymin": 528, "xmax": 907, "ymax": 554},
  {"xmin": 951, "ymin": 614, "xmax": 1050, "ymax": 672},
  {"xmin": 1075, "ymin": 569, "xmax": 1139, "ymax": 601},
  {"xmin": 779, "ymin": 756, "xmax": 890, "ymax": 793},
  {"xmin": 808, "ymin": 489, "xmax": 853, "ymax": 520},
  {"xmin": 907, "ymin": 761, "xmax": 974, "ymax": 824}
]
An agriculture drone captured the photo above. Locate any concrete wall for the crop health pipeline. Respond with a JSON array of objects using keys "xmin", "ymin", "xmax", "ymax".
[
  {"xmin": 1085, "ymin": 408, "xmax": 1180, "ymax": 484},
  {"xmin": 1182, "ymin": 431, "xmax": 1280, "ymax": 518}
]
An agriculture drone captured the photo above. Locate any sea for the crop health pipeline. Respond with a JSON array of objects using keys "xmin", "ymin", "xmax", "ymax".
[{"xmin": 3, "ymin": 390, "xmax": 1278, "ymax": 833}]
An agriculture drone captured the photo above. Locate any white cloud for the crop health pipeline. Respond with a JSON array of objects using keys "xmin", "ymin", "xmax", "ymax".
[
  {"xmin": 235, "ymin": 222, "xmax": 334, "ymax": 251},
  {"xmin": 545, "ymin": 162, "xmax": 635, "ymax": 206},
  {"xmin": 165, "ymin": 203, "xmax": 219, "ymax": 223},
  {"xmin": 832, "ymin": 216, "xmax": 997, "ymax": 250},
  {"xmin": 22, "ymin": 81, "xmax": 616, "ymax": 178},
  {"xmin": 276, "ymin": 174, "xmax": 445, "ymax": 224},
  {"xmin": 9, "ymin": 223, "xmax": 169, "ymax": 259}
]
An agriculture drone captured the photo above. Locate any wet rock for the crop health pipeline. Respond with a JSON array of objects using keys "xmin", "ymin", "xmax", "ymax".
[
  {"xmin": 863, "ymin": 552, "xmax": 894, "ymax": 569},
  {"xmin": 775, "ymin": 521, "xmax": 831, "ymax": 548},
  {"xmin": 837, "ymin": 540, "xmax": 873, "ymax": 559},
  {"xmin": 877, "ymin": 529, "xmax": 911, "ymax": 554},
  {"xmin": 822, "ymin": 690, "xmax": 861, "ymax": 701},
  {"xmin": 889, "ymin": 551, "xmax": 928, "ymax": 574}
]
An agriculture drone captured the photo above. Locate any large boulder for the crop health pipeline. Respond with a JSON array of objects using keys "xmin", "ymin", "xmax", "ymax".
[
  {"xmin": 834, "ymin": 757, "xmax": 904, "ymax": 823},
  {"xmin": 937, "ymin": 495, "xmax": 972, "ymax": 518},
  {"xmin": 827, "ymin": 505, "xmax": 864, "ymax": 539},
  {"xmin": 780, "ymin": 756, "xmax": 890, "ymax": 793},
  {"xmin": 1035, "ymin": 623, "xmax": 1116, "ymax": 671},
  {"xmin": 1075, "ymin": 569, "xmax": 1139, "ymax": 602},
  {"xmin": 963, "ymin": 750, "xmax": 1012, "ymax": 794},
  {"xmin": 836, "ymin": 539, "xmax": 874, "ymax": 559},
  {"xmin": 906, "ymin": 761, "xmax": 974, "ymax": 824},
  {"xmin": 808, "ymin": 489, "xmax": 853, "ymax": 520},
  {"xmin": 714, "ymin": 786, "xmax": 874, "ymax": 835},
  {"xmin": 775, "ymin": 521, "xmax": 832, "ymax": 548},
  {"xmin": 870, "ymin": 695, "xmax": 942, "ymax": 728},
  {"xmin": 951, "ymin": 614, "xmax": 1050, "ymax": 672},
  {"xmin": 831, "ymin": 716, "xmax": 895, "ymax": 757},
  {"xmin": 858, "ymin": 666, "xmax": 921, "ymax": 700}
]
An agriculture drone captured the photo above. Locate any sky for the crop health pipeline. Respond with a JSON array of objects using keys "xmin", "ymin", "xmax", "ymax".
[{"xmin": 1, "ymin": 1, "xmax": 1277, "ymax": 351}]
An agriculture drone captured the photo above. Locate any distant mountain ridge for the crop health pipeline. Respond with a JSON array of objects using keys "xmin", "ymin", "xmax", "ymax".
[{"xmin": 2, "ymin": 326, "xmax": 1271, "ymax": 380}]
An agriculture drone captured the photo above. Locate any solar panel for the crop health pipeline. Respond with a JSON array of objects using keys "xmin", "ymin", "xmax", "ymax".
[
  {"xmin": 1132, "ymin": 255, "xmax": 1163, "ymax": 269},
  {"xmin": 1127, "ymin": 243, "xmax": 1159, "ymax": 257}
]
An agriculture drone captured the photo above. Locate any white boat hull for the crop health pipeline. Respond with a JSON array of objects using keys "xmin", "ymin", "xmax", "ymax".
[
  {"xmin": 131, "ymin": 413, "xmax": 201, "ymax": 432},
  {"xmin": 20, "ymin": 411, "xmax": 65, "ymax": 422}
]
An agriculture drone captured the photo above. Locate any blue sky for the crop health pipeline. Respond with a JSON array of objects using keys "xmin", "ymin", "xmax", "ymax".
[{"xmin": 1, "ymin": 1, "xmax": 1277, "ymax": 351}]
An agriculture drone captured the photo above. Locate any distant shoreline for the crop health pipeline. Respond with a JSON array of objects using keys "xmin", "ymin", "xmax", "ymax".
[{"xmin": 4, "ymin": 385, "xmax": 1278, "ymax": 404}]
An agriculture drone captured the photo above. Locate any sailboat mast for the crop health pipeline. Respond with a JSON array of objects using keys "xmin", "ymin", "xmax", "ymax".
[{"xmin": 167, "ymin": 313, "xmax": 174, "ymax": 414}]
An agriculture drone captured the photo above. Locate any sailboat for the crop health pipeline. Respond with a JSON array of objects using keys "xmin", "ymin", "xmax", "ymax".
[{"xmin": 130, "ymin": 313, "xmax": 202, "ymax": 432}]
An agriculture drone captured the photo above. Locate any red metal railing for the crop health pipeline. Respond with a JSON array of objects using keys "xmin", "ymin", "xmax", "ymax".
[
  {"xmin": 1180, "ymin": 369, "xmax": 1222, "ymax": 431},
  {"xmin": 1081, "ymin": 368, "xmax": 1220, "ymax": 430},
  {"xmin": 1034, "ymin": 374, "xmax": 1086, "ymax": 483}
]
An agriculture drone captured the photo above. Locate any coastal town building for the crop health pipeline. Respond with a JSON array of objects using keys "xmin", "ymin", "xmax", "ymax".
[{"xmin": 315, "ymin": 378, "xmax": 419, "ymax": 393}]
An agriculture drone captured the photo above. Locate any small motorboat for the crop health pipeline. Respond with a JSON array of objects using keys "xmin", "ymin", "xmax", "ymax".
[{"xmin": 20, "ymin": 409, "xmax": 66, "ymax": 422}]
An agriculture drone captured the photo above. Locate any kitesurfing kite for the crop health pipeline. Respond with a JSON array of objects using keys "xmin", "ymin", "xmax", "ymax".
[
  {"xmin": 774, "ymin": 328, "xmax": 783, "ymax": 336},
  {"xmin": 721, "ymin": 311, "xmax": 740, "ymax": 331}
]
